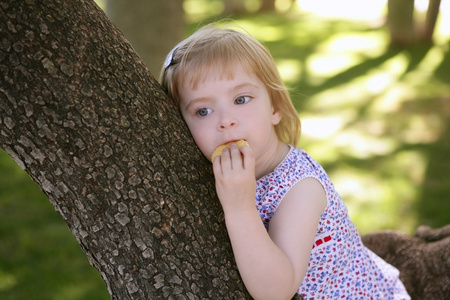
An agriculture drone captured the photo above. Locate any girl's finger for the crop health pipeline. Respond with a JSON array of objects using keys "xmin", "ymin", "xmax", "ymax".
[
  {"xmin": 229, "ymin": 143, "xmax": 244, "ymax": 169},
  {"xmin": 220, "ymin": 147, "xmax": 232, "ymax": 169},
  {"xmin": 240, "ymin": 145, "xmax": 255, "ymax": 170},
  {"xmin": 212, "ymin": 154, "xmax": 223, "ymax": 176}
]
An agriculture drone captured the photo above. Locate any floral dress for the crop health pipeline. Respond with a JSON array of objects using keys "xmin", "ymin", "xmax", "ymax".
[{"xmin": 255, "ymin": 146, "xmax": 410, "ymax": 299}]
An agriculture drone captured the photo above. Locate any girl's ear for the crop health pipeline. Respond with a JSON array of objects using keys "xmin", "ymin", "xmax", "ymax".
[{"xmin": 271, "ymin": 107, "xmax": 282, "ymax": 125}]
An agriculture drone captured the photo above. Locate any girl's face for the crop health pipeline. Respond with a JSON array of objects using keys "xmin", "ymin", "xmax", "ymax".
[{"xmin": 178, "ymin": 63, "xmax": 281, "ymax": 164}]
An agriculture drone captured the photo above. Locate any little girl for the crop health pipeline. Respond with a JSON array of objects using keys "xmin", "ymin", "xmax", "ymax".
[{"xmin": 160, "ymin": 23, "xmax": 410, "ymax": 300}]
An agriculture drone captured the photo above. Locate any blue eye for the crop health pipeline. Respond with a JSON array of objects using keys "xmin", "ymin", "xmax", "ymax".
[
  {"xmin": 196, "ymin": 108, "xmax": 211, "ymax": 117},
  {"xmin": 235, "ymin": 96, "xmax": 251, "ymax": 105}
]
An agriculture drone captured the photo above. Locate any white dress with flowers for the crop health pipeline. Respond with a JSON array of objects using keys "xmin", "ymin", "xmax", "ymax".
[{"xmin": 255, "ymin": 146, "xmax": 410, "ymax": 299}]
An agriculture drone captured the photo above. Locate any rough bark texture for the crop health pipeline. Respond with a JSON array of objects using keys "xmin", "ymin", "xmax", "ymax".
[
  {"xmin": 362, "ymin": 225, "xmax": 450, "ymax": 300},
  {"xmin": 0, "ymin": 0, "xmax": 251, "ymax": 298}
]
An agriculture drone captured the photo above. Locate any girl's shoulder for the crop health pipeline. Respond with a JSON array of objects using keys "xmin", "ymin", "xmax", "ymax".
[
  {"xmin": 261, "ymin": 145, "xmax": 337, "ymax": 200},
  {"xmin": 256, "ymin": 146, "xmax": 335, "ymax": 227},
  {"xmin": 271, "ymin": 145, "xmax": 327, "ymax": 181},
  {"xmin": 257, "ymin": 146, "xmax": 331, "ymax": 195}
]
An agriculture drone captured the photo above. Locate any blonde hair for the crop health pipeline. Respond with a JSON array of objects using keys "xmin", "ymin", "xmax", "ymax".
[{"xmin": 160, "ymin": 23, "xmax": 301, "ymax": 146}]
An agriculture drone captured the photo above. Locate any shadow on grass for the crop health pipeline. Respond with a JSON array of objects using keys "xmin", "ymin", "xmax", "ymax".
[
  {"xmin": 418, "ymin": 40, "xmax": 450, "ymax": 227},
  {"xmin": 415, "ymin": 101, "xmax": 450, "ymax": 228}
]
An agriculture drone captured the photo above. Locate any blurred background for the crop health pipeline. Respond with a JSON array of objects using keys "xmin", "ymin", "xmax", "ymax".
[{"xmin": 1, "ymin": 0, "xmax": 449, "ymax": 299}]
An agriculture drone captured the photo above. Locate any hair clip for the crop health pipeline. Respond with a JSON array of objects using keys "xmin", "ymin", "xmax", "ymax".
[{"xmin": 164, "ymin": 44, "xmax": 180, "ymax": 69}]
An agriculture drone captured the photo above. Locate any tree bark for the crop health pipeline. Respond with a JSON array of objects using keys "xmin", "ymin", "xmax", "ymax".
[
  {"xmin": 0, "ymin": 0, "xmax": 250, "ymax": 298},
  {"xmin": 106, "ymin": 0, "xmax": 184, "ymax": 78},
  {"xmin": 387, "ymin": 0, "xmax": 416, "ymax": 47}
]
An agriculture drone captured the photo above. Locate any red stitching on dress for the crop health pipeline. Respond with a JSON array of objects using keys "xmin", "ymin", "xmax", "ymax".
[{"xmin": 312, "ymin": 235, "xmax": 332, "ymax": 249}]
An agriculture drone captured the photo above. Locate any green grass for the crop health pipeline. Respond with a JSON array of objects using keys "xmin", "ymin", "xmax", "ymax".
[
  {"xmin": 0, "ymin": 151, "xmax": 109, "ymax": 300},
  {"xmin": 1, "ymin": 6, "xmax": 450, "ymax": 299}
]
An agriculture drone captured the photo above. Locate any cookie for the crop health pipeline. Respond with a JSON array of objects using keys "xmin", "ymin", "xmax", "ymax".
[{"xmin": 210, "ymin": 140, "xmax": 249, "ymax": 161}]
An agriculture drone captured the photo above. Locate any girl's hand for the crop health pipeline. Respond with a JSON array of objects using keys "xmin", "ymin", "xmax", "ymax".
[
  {"xmin": 212, "ymin": 143, "xmax": 256, "ymax": 214},
  {"xmin": 213, "ymin": 144, "xmax": 326, "ymax": 300}
]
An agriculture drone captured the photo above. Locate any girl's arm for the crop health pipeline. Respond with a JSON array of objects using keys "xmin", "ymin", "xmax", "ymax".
[{"xmin": 213, "ymin": 145, "xmax": 326, "ymax": 300}]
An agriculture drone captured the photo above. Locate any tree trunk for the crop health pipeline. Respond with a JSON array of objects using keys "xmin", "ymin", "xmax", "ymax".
[
  {"xmin": 387, "ymin": 0, "xmax": 416, "ymax": 47},
  {"xmin": 421, "ymin": 0, "xmax": 441, "ymax": 43},
  {"xmin": 259, "ymin": 0, "xmax": 276, "ymax": 12},
  {"xmin": 106, "ymin": 0, "xmax": 184, "ymax": 78},
  {"xmin": 362, "ymin": 225, "xmax": 450, "ymax": 299},
  {"xmin": 0, "ymin": 0, "xmax": 250, "ymax": 298},
  {"xmin": 222, "ymin": 0, "xmax": 248, "ymax": 16}
]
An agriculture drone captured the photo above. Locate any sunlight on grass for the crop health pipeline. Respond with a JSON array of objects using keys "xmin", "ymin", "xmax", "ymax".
[
  {"xmin": 336, "ymin": 130, "xmax": 399, "ymax": 159},
  {"xmin": 275, "ymin": 0, "xmax": 295, "ymax": 13},
  {"xmin": 184, "ymin": 0, "xmax": 223, "ymax": 23},
  {"xmin": 322, "ymin": 33, "xmax": 387, "ymax": 54},
  {"xmin": 396, "ymin": 150, "xmax": 428, "ymax": 185},
  {"xmin": 366, "ymin": 73, "xmax": 394, "ymax": 94},
  {"xmin": 305, "ymin": 32, "xmax": 387, "ymax": 84},
  {"xmin": 330, "ymin": 162, "xmax": 419, "ymax": 234},
  {"xmin": 0, "ymin": 271, "xmax": 17, "ymax": 292},
  {"xmin": 251, "ymin": 25, "xmax": 285, "ymax": 42},
  {"xmin": 298, "ymin": 0, "xmax": 450, "ymax": 44},
  {"xmin": 307, "ymin": 53, "xmax": 358, "ymax": 82},
  {"xmin": 308, "ymin": 52, "xmax": 409, "ymax": 111},
  {"xmin": 296, "ymin": 23, "xmax": 449, "ymax": 233},
  {"xmin": 404, "ymin": 46, "xmax": 446, "ymax": 85},
  {"xmin": 302, "ymin": 114, "xmax": 347, "ymax": 140},
  {"xmin": 53, "ymin": 282, "xmax": 102, "ymax": 300},
  {"xmin": 366, "ymin": 54, "xmax": 409, "ymax": 92},
  {"xmin": 232, "ymin": 20, "xmax": 287, "ymax": 42},
  {"xmin": 308, "ymin": 79, "xmax": 372, "ymax": 109},
  {"xmin": 245, "ymin": 0, "xmax": 262, "ymax": 13},
  {"xmin": 297, "ymin": 0, "xmax": 387, "ymax": 21},
  {"xmin": 401, "ymin": 114, "xmax": 444, "ymax": 144},
  {"xmin": 277, "ymin": 59, "xmax": 302, "ymax": 82},
  {"xmin": 371, "ymin": 84, "xmax": 415, "ymax": 112}
]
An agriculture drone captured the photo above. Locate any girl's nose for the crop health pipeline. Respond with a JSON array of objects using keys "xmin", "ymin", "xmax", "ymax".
[{"xmin": 218, "ymin": 117, "xmax": 238, "ymax": 130}]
